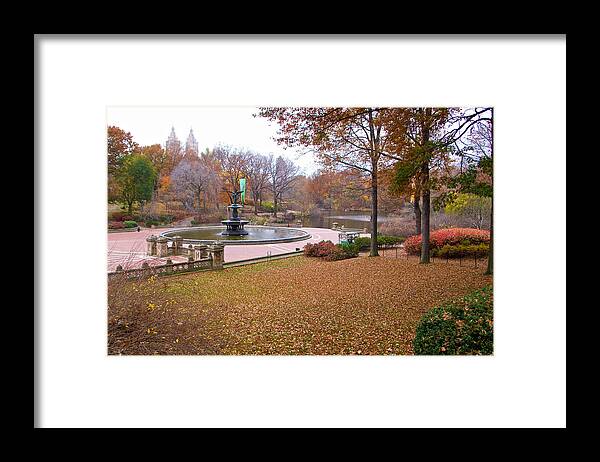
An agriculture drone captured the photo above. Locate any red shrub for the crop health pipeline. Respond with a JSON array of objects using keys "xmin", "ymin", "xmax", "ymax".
[
  {"xmin": 304, "ymin": 240, "xmax": 336, "ymax": 258},
  {"xmin": 108, "ymin": 221, "xmax": 124, "ymax": 229},
  {"xmin": 403, "ymin": 228, "xmax": 490, "ymax": 255},
  {"xmin": 111, "ymin": 212, "xmax": 133, "ymax": 222}
]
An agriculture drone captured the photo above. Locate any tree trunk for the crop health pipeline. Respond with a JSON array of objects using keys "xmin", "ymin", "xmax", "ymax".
[
  {"xmin": 414, "ymin": 197, "xmax": 422, "ymax": 235},
  {"xmin": 127, "ymin": 200, "xmax": 133, "ymax": 215},
  {"xmin": 486, "ymin": 107, "xmax": 494, "ymax": 275},
  {"xmin": 420, "ymin": 108, "xmax": 432, "ymax": 264},
  {"xmin": 420, "ymin": 165, "xmax": 431, "ymax": 264},
  {"xmin": 486, "ymin": 196, "xmax": 493, "ymax": 274},
  {"xmin": 370, "ymin": 168, "xmax": 379, "ymax": 257},
  {"xmin": 273, "ymin": 192, "xmax": 278, "ymax": 217}
]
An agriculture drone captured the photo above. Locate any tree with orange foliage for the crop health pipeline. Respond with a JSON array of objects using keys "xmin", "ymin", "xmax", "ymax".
[{"xmin": 258, "ymin": 107, "xmax": 403, "ymax": 257}]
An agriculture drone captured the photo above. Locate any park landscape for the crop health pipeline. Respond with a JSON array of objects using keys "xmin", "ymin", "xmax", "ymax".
[{"xmin": 107, "ymin": 107, "xmax": 493, "ymax": 356}]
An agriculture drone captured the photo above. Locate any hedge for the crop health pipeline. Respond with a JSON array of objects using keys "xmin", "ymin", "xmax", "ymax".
[
  {"xmin": 404, "ymin": 228, "xmax": 490, "ymax": 255},
  {"xmin": 413, "ymin": 286, "xmax": 493, "ymax": 355}
]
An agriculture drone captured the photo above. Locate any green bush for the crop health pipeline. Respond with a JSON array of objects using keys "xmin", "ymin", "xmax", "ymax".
[
  {"xmin": 353, "ymin": 235, "xmax": 404, "ymax": 250},
  {"xmin": 353, "ymin": 237, "xmax": 370, "ymax": 250},
  {"xmin": 123, "ymin": 220, "xmax": 138, "ymax": 228},
  {"xmin": 339, "ymin": 241, "xmax": 360, "ymax": 256},
  {"xmin": 261, "ymin": 201, "xmax": 275, "ymax": 213},
  {"xmin": 413, "ymin": 286, "xmax": 493, "ymax": 355},
  {"xmin": 377, "ymin": 235, "xmax": 404, "ymax": 247}
]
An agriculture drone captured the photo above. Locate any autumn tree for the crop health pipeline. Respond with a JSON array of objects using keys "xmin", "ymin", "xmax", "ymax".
[
  {"xmin": 107, "ymin": 126, "xmax": 139, "ymax": 202},
  {"xmin": 117, "ymin": 155, "xmax": 157, "ymax": 215},
  {"xmin": 388, "ymin": 107, "xmax": 492, "ymax": 263},
  {"xmin": 444, "ymin": 193, "xmax": 492, "ymax": 229},
  {"xmin": 306, "ymin": 169, "xmax": 336, "ymax": 209},
  {"xmin": 258, "ymin": 107, "xmax": 400, "ymax": 257},
  {"xmin": 107, "ymin": 126, "xmax": 138, "ymax": 174},
  {"xmin": 214, "ymin": 144, "xmax": 250, "ymax": 202},
  {"xmin": 138, "ymin": 144, "xmax": 173, "ymax": 197}
]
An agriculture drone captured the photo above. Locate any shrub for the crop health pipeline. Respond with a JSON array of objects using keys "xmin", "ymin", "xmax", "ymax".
[
  {"xmin": 123, "ymin": 220, "xmax": 138, "ymax": 228},
  {"xmin": 413, "ymin": 286, "xmax": 493, "ymax": 355},
  {"xmin": 304, "ymin": 240, "xmax": 336, "ymax": 257},
  {"xmin": 304, "ymin": 240, "xmax": 357, "ymax": 261},
  {"xmin": 324, "ymin": 245, "xmax": 353, "ymax": 261},
  {"xmin": 403, "ymin": 228, "xmax": 490, "ymax": 255},
  {"xmin": 339, "ymin": 241, "xmax": 358, "ymax": 253},
  {"xmin": 353, "ymin": 235, "xmax": 404, "ymax": 251},
  {"xmin": 353, "ymin": 237, "xmax": 371, "ymax": 250},
  {"xmin": 111, "ymin": 212, "xmax": 133, "ymax": 222},
  {"xmin": 144, "ymin": 219, "xmax": 160, "ymax": 227},
  {"xmin": 261, "ymin": 201, "xmax": 275, "ymax": 213},
  {"xmin": 433, "ymin": 243, "xmax": 489, "ymax": 259},
  {"xmin": 377, "ymin": 235, "xmax": 404, "ymax": 247},
  {"xmin": 108, "ymin": 221, "xmax": 124, "ymax": 229}
]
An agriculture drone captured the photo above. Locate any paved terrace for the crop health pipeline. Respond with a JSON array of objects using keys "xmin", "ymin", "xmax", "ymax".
[{"xmin": 107, "ymin": 226, "xmax": 343, "ymax": 272}]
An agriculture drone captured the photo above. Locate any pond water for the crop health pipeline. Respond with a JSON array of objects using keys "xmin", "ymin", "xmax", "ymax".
[
  {"xmin": 302, "ymin": 211, "xmax": 398, "ymax": 232},
  {"xmin": 161, "ymin": 225, "xmax": 310, "ymax": 244}
]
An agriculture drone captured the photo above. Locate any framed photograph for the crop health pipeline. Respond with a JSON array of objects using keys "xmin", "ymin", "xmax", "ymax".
[{"xmin": 35, "ymin": 35, "xmax": 566, "ymax": 428}]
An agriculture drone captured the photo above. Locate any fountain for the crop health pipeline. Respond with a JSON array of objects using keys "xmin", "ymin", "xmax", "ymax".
[
  {"xmin": 159, "ymin": 180, "xmax": 312, "ymax": 245},
  {"xmin": 221, "ymin": 189, "xmax": 249, "ymax": 236}
]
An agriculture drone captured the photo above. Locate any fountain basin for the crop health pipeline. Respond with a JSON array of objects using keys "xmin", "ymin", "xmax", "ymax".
[
  {"xmin": 160, "ymin": 225, "xmax": 311, "ymax": 245},
  {"xmin": 221, "ymin": 218, "xmax": 250, "ymax": 236}
]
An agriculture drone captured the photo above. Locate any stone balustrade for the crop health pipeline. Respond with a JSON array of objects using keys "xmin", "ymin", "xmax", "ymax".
[
  {"xmin": 108, "ymin": 255, "xmax": 215, "ymax": 281},
  {"xmin": 140, "ymin": 235, "xmax": 225, "ymax": 273},
  {"xmin": 156, "ymin": 236, "xmax": 169, "ymax": 257},
  {"xmin": 194, "ymin": 244, "xmax": 208, "ymax": 260},
  {"xmin": 209, "ymin": 243, "xmax": 224, "ymax": 269}
]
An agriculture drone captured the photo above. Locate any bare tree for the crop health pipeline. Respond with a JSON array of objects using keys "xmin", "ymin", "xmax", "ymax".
[
  {"xmin": 245, "ymin": 153, "xmax": 270, "ymax": 213},
  {"xmin": 268, "ymin": 155, "xmax": 301, "ymax": 216},
  {"xmin": 214, "ymin": 144, "xmax": 250, "ymax": 202},
  {"xmin": 171, "ymin": 158, "xmax": 217, "ymax": 216}
]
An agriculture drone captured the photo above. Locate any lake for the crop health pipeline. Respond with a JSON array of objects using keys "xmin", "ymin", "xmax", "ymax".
[{"xmin": 302, "ymin": 211, "xmax": 399, "ymax": 232}]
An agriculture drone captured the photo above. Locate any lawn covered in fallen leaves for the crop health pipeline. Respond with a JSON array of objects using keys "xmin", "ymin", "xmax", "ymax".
[{"xmin": 108, "ymin": 255, "xmax": 492, "ymax": 355}]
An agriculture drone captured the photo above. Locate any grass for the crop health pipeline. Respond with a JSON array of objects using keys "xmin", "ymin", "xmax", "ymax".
[{"xmin": 108, "ymin": 255, "xmax": 492, "ymax": 355}]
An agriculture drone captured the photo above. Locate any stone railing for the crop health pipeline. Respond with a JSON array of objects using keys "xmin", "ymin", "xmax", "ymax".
[
  {"xmin": 108, "ymin": 239, "xmax": 225, "ymax": 281},
  {"xmin": 108, "ymin": 256, "xmax": 215, "ymax": 281},
  {"xmin": 145, "ymin": 235, "xmax": 224, "ymax": 260}
]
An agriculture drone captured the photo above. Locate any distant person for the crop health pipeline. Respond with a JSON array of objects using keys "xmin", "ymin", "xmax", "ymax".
[{"xmin": 137, "ymin": 226, "xmax": 140, "ymax": 232}]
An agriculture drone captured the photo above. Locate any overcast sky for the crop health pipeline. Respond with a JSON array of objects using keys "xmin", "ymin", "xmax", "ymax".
[{"xmin": 106, "ymin": 106, "xmax": 317, "ymax": 175}]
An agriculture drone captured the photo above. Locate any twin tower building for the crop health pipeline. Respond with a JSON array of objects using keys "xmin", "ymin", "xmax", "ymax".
[{"xmin": 165, "ymin": 126, "xmax": 200, "ymax": 159}]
